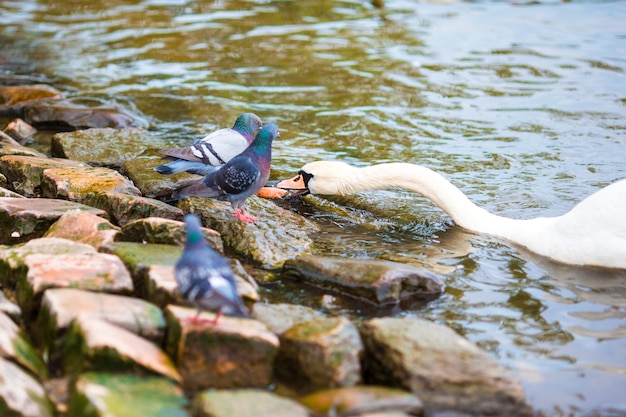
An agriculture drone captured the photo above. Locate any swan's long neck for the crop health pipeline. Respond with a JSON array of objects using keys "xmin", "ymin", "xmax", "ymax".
[{"xmin": 350, "ymin": 163, "xmax": 525, "ymax": 238}]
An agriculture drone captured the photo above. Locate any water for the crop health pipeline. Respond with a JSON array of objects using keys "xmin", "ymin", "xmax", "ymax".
[{"xmin": 2, "ymin": 0, "xmax": 626, "ymax": 415}]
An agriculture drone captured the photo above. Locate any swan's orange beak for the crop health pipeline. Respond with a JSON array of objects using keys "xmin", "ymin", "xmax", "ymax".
[{"xmin": 276, "ymin": 174, "xmax": 309, "ymax": 196}]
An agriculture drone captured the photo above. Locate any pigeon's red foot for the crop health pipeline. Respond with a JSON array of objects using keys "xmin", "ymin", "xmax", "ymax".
[{"xmin": 233, "ymin": 208, "xmax": 258, "ymax": 223}]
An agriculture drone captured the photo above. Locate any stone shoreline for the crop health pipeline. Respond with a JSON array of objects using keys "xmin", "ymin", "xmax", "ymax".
[{"xmin": 0, "ymin": 83, "xmax": 532, "ymax": 417}]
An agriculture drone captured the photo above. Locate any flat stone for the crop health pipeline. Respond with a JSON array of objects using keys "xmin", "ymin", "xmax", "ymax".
[
  {"xmin": 276, "ymin": 316, "xmax": 363, "ymax": 390},
  {"xmin": 282, "ymin": 255, "xmax": 443, "ymax": 305},
  {"xmin": 4, "ymin": 118, "xmax": 37, "ymax": 143},
  {"xmin": 252, "ymin": 303, "xmax": 326, "ymax": 335},
  {"xmin": 82, "ymin": 191, "xmax": 183, "ymax": 226},
  {"xmin": 0, "ymin": 237, "xmax": 97, "ymax": 288},
  {"xmin": 0, "ymin": 196, "xmax": 107, "ymax": 244},
  {"xmin": 0, "ymin": 291, "xmax": 21, "ymax": 319},
  {"xmin": 0, "ymin": 311, "xmax": 47, "ymax": 379},
  {"xmin": 51, "ymin": 127, "xmax": 152, "ymax": 168},
  {"xmin": 192, "ymin": 389, "xmax": 309, "ymax": 417},
  {"xmin": 41, "ymin": 166, "xmax": 141, "ymax": 200},
  {"xmin": 116, "ymin": 216, "xmax": 223, "ymax": 252},
  {"xmin": 69, "ymin": 373, "xmax": 188, "ymax": 417},
  {"xmin": 61, "ymin": 317, "xmax": 181, "ymax": 382},
  {"xmin": 0, "ymin": 155, "xmax": 85, "ymax": 197},
  {"xmin": 179, "ymin": 196, "xmax": 318, "ymax": 270},
  {"xmin": 17, "ymin": 252, "xmax": 133, "ymax": 317},
  {"xmin": 0, "ymin": 356, "xmax": 55, "ymax": 417},
  {"xmin": 0, "ymin": 186, "xmax": 25, "ymax": 198},
  {"xmin": 0, "ymin": 84, "xmax": 64, "ymax": 116},
  {"xmin": 25, "ymin": 97, "xmax": 148, "ymax": 131},
  {"xmin": 165, "ymin": 304, "xmax": 279, "ymax": 393},
  {"xmin": 120, "ymin": 155, "xmax": 194, "ymax": 200},
  {"xmin": 299, "ymin": 386, "xmax": 423, "ymax": 417},
  {"xmin": 359, "ymin": 318, "xmax": 531, "ymax": 417},
  {"xmin": 37, "ymin": 288, "xmax": 166, "ymax": 348},
  {"xmin": 44, "ymin": 210, "xmax": 120, "ymax": 249}
]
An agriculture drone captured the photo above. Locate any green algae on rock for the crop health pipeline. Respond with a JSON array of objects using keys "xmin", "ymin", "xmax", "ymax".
[
  {"xmin": 0, "ymin": 356, "xmax": 55, "ymax": 417},
  {"xmin": 192, "ymin": 389, "xmax": 310, "ymax": 417},
  {"xmin": 0, "ymin": 311, "xmax": 48, "ymax": 380}
]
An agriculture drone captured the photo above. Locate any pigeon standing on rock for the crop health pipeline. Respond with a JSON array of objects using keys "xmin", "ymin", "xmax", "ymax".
[
  {"xmin": 155, "ymin": 112, "xmax": 262, "ymax": 175},
  {"xmin": 175, "ymin": 213, "xmax": 250, "ymax": 324},
  {"xmin": 173, "ymin": 123, "xmax": 280, "ymax": 223}
]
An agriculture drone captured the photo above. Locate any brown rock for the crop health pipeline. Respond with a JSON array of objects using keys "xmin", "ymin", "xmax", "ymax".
[
  {"xmin": 82, "ymin": 191, "xmax": 183, "ymax": 226},
  {"xmin": 0, "ymin": 84, "xmax": 64, "ymax": 116},
  {"xmin": 165, "ymin": 304, "xmax": 279, "ymax": 393},
  {"xmin": 41, "ymin": 166, "xmax": 141, "ymax": 200},
  {"xmin": 277, "ymin": 316, "xmax": 363, "ymax": 390},
  {"xmin": 3, "ymin": 118, "xmax": 37, "ymax": 143},
  {"xmin": 44, "ymin": 210, "xmax": 120, "ymax": 249},
  {"xmin": 252, "ymin": 303, "xmax": 325, "ymax": 335},
  {"xmin": 360, "ymin": 318, "xmax": 531, "ymax": 416},
  {"xmin": 192, "ymin": 389, "xmax": 310, "ymax": 417}
]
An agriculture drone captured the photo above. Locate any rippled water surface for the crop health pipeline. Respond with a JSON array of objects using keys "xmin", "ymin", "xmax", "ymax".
[{"xmin": 2, "ymin": 0, "xmax": 626, "ymax": 415}]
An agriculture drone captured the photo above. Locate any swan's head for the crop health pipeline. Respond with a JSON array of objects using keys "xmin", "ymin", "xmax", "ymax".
[{"xmin": 276, "ymin": 161, "xmax": 359, "ymax": 196}]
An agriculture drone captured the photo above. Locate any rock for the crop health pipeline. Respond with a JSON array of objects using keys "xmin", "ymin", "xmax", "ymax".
[
  {"xmin": 0, "ymin": 311, "xmax": 48, "ymax": 379},
  {"xmin": 276, "ymin": 316, "xmax": 363, "ymax": 390},
  {"xmin": 299, "ymin": 386, "xmax": 423, "ymax": 417},
  {"xmin": 0, "ymin": 291, "xmax": 21, "ymax": 320},
  {"xmin": 0, "ymin": 357, "xmax": 55, "ymax": 417},
  {"xmin": 16, "ymin": 251, "xmax": 134, "ymax": 318},
  {"xmin": 120, "ymin": 156, "xmax": 196, "ymax": 200},
  {"xmin": 82, "ymin": 191, "xmax": 183, "ymax": 226},
  {"xmin": 68, "ymin": 373, "xmax": 189, "ymax": 417},
  {"xmin": 44, "ymin": 210, "xmax": 120, "ymax": 249},
  {"xmin": 165, "ymin": 304, "xmax": 279, "ymax": 393},
  {"xmin": 0, "ymin": 84, "xmax": 64, "ymax": 116},
  {"xmin": 252, "ymin": 303, "xmax": 325, "ymax": 335},
  {"xmin": 116, "ymin": 216, "xmax": 223, "ymax": 252},
  {"xmin": 282, "ymin": 256, "xmax": 443, "ymax": 305},
  {"xmin": 24, "ymin": 97, "xmax": 148, "ymax": 130},
  {"xmin": 359, "ymin": 318, "xmax": 531, "ymax": 417},
  {"xmin": 0, "ymin": 154, "xmax": 85, "ymax": 197},
  {"xmin": 41, "ymin": 166, "xmax": 142, "ymax": 200},
  {"xmin": 192, "ymin": 389, "xmax": 310, "ymax": 417},
  {"xmin": 0, "ymin": 186, "xmax": 24, "ymax": 198},
  {"xmin": 51, "ymin": 127, "xmax": 153, "ymax": 168},
  {"xmin": 3, "ymin": 118, "xmax": 37, "ymax": 143},
  {"xmin": 0, "ymin": 136, "xmax": 48, "ymax": 160},
  {"xmin": 36, "ymin": 288, "xmax": 166, "ymax": 348},
  {"xmin": 179, "ymin": 196, "xmax": 318, "ymax": 270},
  {"xmin": 99, "ymin": 240, "xmax": 182, "ymax": 277},
  {"xmin": 0, "ymin": 237, "xmax": 97, "ymax": 288},
  {"xmin": 60, "ymin": 317, "xmax": 181, "ymax": 382}
]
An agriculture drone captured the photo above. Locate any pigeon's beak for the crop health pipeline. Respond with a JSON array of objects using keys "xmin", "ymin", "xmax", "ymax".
[{"xmin": 276, "ymin": 175, "xmax": 310, "ymax": 196}]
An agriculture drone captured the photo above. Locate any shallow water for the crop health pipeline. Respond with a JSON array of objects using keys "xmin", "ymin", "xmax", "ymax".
[{"xmin": 1, "ymin": 0, "xmax": 626, "ymax": 415}]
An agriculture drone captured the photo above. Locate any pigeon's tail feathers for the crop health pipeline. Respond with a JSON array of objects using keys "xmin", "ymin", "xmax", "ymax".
[
  {"xmin": 155, "ymin": 159, "xmax": 220, "ymax": 176},
  {"xmin": 225, "ymin": 302, "xmax": 251, "ymax": 318},
  {"xmin": 172, "ymin": 179, "xmax": 222, "ymax": 200}
]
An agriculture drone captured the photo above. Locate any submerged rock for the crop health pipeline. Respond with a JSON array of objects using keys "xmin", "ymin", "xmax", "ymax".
[
  {"xmin": 51, "ymin": 127, "xmax": 153, "ymax": 168},
  {"xmin": 179, "ymin": 196, "xmax": 318, "ymax": 270},
  {"xmin": 165, "ymin": 304, "xmax": 279, "ymax": 393},
  {"xmin": 68, "ymin": 373, "xmax": 188, "ymax": 417},
  {"xmin": 283, "ymin": 255, "xmax": 443, "ymax": 305},
  {"xmin": 192, "ymin": 389, "xmax": 309, "ymax": 417},
  {"xmin": 360, "ymin": 317, "xmax": 531, "ymax": 417}
]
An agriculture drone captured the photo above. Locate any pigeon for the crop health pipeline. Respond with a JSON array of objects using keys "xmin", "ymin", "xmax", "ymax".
[
  {"xmin": 175, "ymin": 213, "xmax": 250, "ymax": 324},
  {"xmin": 173, "ymin": 123, "xmax": 280, "ymax": 223},
  {"xmin": 155, "ymin": 113, "xmax": 262, "ymax": 175}
]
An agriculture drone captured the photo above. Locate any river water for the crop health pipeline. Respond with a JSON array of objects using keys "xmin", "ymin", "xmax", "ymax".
[{"xmin": 1, "ymin": 0, "xmax": 625, "ymax": 415}]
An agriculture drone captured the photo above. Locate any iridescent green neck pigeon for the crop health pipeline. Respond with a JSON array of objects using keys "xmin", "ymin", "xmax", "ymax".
[
  {"xmin": 155, "ymin": 113, "xmax": 262, "ymax": 175},
  {"xmin": 175, "ymin": 214, "xmax": 249, "ymax": 324},
  {"xmin": 173, "ymin": 123, "xmax": 279, "ymax": 223}
]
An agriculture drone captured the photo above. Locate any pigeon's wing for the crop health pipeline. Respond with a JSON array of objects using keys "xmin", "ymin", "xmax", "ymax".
[
  {"xmin": 175, "ymin": 253, "xmax": 234, "ymax": 301},
  {"xmin": 204, "ymin": 155, "xmax": 261, "ymax": 195},
  {"xmin": 160, "ymin": 128, "xmax": 248, "ymax": 165}
]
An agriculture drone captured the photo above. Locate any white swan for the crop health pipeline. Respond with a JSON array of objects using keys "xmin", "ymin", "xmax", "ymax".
[{"xmin": 276, "ymin": 161, "xmax": 626, "ymax": 269}]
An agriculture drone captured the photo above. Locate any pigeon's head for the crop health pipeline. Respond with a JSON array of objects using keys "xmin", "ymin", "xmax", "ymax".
[
  {"xmin": 183, "ymin": 214, "xmax": 205, "ymax": 246},
  {"xmin": 234, "ymin": 113, "xmax": 263, "ymax": 138}
]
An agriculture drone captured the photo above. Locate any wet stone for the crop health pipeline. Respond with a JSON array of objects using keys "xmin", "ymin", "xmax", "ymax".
[
  {"xmin": 16, "ymin": 251, "xmax": 134, "ymax": 317},
  {"xmin": 192, "ymin": 389, "xmax": 310, "ymax": 417},
  {"xmin": 0, "ymin": 185, "xmax": 24, "ymax": 198},
  {"xmin": 298, "ymin": 386, "xmax": 423, "ymax": 417},
  {"xmin": 282, "ymin": 255, "xmax": 443, "ymax": 305},
  {"xmin": 120, "ymin": 155, "xmax": 196, "ymax": 200},
  {"xmin": 116, "ymin": 216, "xmax": 223, "ymax": 252},
  {"xmin": 252, "ymin": 303, "xmax": 326, "ymax": 335},
  {"xmin": 0, "ymin": 84, "xmax": 64, "ymax": 116},
  {"xmin": 51, "ymin": 127, "xmax": 152, "ymax": 168},
  {"xmin": 165, "ymin": 304, "xmax": 279, "ymax": 393},
  {"xmin": 0, "ymin": 291, "xmax": 21, "ymax": 320},
  {"xmin": 4, "ymin": 118, "xmax": 37, "ymax": 143},
  {"xmin": 37, "ymin": 288, "xmax": 166, "ymax": 348},
  {"xmin": 0, "ymin": 197, "xmax": 107, "ymax": 244},
  {"xmin": 359, "ymin": 317, "xmax": 531, "ymax": 417},
  {"xmin": 83, "ymin": 191, "xmax": 183, "ymax": 227},
  {"xmin": 43, "ymin": 210, "xmax": 120, "ymax": 249},
  {"xmin": 60, "ymin": 317, "xmax": 181, "ymax": 382},
  {"xmin": 0, "ymin": 311, "xmax": 48, "ymax": 379},
  {"xmin": 68, "ymin": 372, "xmax": 189, "ymax": 417},
  {"xmin": 179, "ymin": 196, "xmax": 318, "ymax": 270},
  {"xmin": 25, "ymin": 96, "xmax": 148, "ymax": 131},
  {"xmin": 41, "ymin": 166, "xmax": 142, "ymax": 201},
  {"xmin": 0, "ymin": 356, "xmax": 55, "ymax": 417},
  {"xmin": 276, "ymin": 316, "xmax": 363, "ymax": 390}
]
